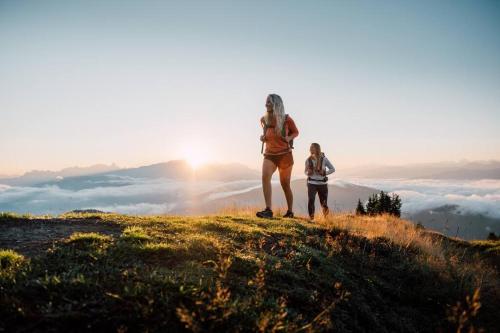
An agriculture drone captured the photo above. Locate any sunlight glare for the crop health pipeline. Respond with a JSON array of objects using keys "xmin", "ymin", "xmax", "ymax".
[{"xmin": 183, "ymin": 145, "xmax": 210, "ymax": 169}]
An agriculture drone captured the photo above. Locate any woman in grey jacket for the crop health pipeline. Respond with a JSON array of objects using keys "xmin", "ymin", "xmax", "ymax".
[{"xmin": 305, "ymin": 143, "xmax": 335, "ymax": 220}]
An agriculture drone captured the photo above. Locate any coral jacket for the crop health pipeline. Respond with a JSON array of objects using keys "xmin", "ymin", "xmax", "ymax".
[{"xmin": 260, "ymin": 115, "xmax": 299, "ymax": 155}]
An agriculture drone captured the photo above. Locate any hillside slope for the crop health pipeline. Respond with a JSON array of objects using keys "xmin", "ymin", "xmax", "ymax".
[
  {"xmin": 0, "ymin": 212, "xmax": 498, "ymax": 332},
  {"xmin": 178, "ymin": 179, "xmax": 379, "ymax": 214}
]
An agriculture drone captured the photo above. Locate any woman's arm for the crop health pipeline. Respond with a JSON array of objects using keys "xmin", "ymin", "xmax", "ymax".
[
  {"xmin": 324, "ymin": 157, "xmax": 335, "ymax": 175},
  {"xmin": 260, "ymin": 117, "xmax": 266, "ymax": 142}
]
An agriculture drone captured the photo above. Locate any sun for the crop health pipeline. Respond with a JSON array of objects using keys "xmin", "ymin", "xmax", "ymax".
[
  {"xmin": 186, "ymin": 155, "xmax": 207, "ymax": 169},
  {"xmin": 183, "ymin": 145, "xmax": 209, "ymax": 170}
]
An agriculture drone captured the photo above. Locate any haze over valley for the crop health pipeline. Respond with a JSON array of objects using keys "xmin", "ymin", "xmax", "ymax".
[{"xmin": 2, "ymin": 159, "xmax": 499, "ymax": 240}]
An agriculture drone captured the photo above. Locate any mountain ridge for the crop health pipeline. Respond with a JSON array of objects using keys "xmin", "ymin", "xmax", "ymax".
[
  {"xmin": 340, "ymin": 160, "xmax": 500, "ymax": 179},
  {"xmin": 0, "ymin": 160, "xmax": 261, "ymax": 188}
]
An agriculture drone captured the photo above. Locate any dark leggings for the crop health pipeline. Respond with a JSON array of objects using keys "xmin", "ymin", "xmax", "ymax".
[{"xmin": 307, "ymin": 183, "xmax": 329, "ymax": 218}]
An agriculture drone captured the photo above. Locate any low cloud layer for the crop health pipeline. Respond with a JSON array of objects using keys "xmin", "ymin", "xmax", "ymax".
[
  {"xmin": 0, "ymin": 176, "xmax": 261, "ymax": 215},
  {"xmin": 91, "ymin": 203, "xmax": 178, "ymax": 215},
  {"xmin": 1, "ymin": 176, "xmax": 500, "ymax": 219},
  {"xmin": 346, "ymin": 178, "xmax": 500, "ymax": 219}
]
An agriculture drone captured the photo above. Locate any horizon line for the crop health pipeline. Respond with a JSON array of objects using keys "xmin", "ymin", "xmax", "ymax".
[{"xmin": 2, "ymin": 158, "xmax": 500, "ymax": 178}]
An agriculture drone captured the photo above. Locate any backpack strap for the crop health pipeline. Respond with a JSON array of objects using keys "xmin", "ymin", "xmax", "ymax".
[
  {"xmin": 282, "ymin": 114, "xmax": 294, "ymax": 149},
  {"xmin": 281, "ymin": 114, "xmax": 288, "ymax": 137},
  {"xmin": 307, "ymin": 157, "xmax": 314, "ymax": 170}
]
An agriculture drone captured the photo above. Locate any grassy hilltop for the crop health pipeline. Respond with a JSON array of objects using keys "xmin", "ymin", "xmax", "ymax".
[{"xmin": 0, "ymin": 211, "xmax": 499, "ymax": 332}]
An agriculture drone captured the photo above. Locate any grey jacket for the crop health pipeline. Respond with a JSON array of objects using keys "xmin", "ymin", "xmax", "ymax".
[{"xmin": 304, "ymin": 155, "xmax": 335, "ymax": 185}]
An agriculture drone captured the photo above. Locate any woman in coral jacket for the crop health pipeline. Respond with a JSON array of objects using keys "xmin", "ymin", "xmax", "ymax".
[{"xmin": 257, "ymin": 94, "xmax": 299, "ymax": 219}]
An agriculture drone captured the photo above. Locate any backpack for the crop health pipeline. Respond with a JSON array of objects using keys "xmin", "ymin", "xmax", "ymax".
[
  {"xmin": 261, "ymin": 114, "xmax": 294, "ymax": 154},
  {"xmin": 307, "ymin": 154, "xmax": 328, "ymax": 182}
]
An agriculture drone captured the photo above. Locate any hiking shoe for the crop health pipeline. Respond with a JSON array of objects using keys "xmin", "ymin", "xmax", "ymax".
[
  {"xmin": 309, "ymin": 215, "xmax": 315, "ymax": 222},
  {"xmin": 256, "ymin": 208, "xmax": 273, "ymax": 219},
  {"xmin": 283, "ymin": 211, "xmax": 294, "ymax": 218}
]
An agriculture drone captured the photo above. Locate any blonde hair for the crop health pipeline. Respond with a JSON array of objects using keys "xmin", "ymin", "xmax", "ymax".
[{"xmin": 264, "ymin": 94, "xmax": 286, "ymax": 135}]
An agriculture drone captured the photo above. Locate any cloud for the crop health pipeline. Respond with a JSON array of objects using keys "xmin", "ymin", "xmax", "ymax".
[
  {"xmin": 0, "ymin": 184, "xmax": 11, "ymax": 192},
  {"xmin": 91, "ymin": 203, "xmax": 177, "ymax": 215},
  {"xmin": 208, "ymin": 184, "xmax": 262, "ymax": 200},
  {"xmin": 2, "ymin": 176, "xmax": 500, "ymax": 218},
  {"xmin": 0, "ymin": 177, "xmax": 261, "ymax": 215},
  {"xmin": 330, "ymin": 179, "xmax": 350, "ymax": 188},
  {"xmin": 346, "ymin": 178, "xmax": 500, "ymax": 219}
]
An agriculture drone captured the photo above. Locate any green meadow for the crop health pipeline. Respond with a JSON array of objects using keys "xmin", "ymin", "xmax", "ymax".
[{"xmin": 0, "ymin": 212, "xmax": 498, "ymax": 332}]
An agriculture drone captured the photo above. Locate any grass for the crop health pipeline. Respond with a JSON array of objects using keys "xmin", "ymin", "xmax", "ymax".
[
  {"xmin": 0, "ymin": 211, "xmax": 34, "ymax": 221},
  {"xmin": 469, "ymin": 239, "xmax": 500, "ymax": 255},
  {"xmin": 0, "ymin": 211, "xmax": 498, "ymax": 332}
]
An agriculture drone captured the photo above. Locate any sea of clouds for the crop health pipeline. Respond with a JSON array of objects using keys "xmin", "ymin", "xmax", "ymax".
[
  {"xmin": 0, "ymin": 176, "xmax": 262, "ymax": 215},
  {"xmin": 1, "ymin": 176, "xmax": 500, "ymax": 218},
  {"xmin": 346, "ymin": 178, "xmax": 500, "ymax": 219}
]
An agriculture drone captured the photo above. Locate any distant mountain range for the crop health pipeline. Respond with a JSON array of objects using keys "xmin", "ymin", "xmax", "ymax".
[
  {"xmin": 0, "ymin": 164, "xmax": 121, "ymax": 186},
  {"xmin": 340, "ymin": 160, "xmax": 500, "ymax": 179},
  {"xmin": 405, "ymin": 205, "xmax": 500, "ymax": 240},
  {"xmin": 4, "ymin": 159, "xmax": 499, "ymax": 186},
  {"xmin": 0, "ymin": 160, "xmax": 261, "ymax": 188}
]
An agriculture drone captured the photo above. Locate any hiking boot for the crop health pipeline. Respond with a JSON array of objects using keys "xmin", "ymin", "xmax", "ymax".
[
  {"xmin": 309, "ymin": 215, "xmax": 315, "ymax": 222},
  {"xmin": 256, "ymin": 208, "xmax": 273, "ymax": 219},
  {"xmin": 283, "ymin": 211, "xmax": 294, "ymax": 218}
]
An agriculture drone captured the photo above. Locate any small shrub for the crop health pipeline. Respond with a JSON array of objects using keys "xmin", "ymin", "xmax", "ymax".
[
  {"xmin": 0, "ymin": 249, "xmax": 25, "ymax": 270},
  {"xmin": 64, "ymin": 232, "xmax": 112, "ymax": 254},
  {"xmin": 120, "ymin": 226, "xmax": 150, "ymax": 244},
  {"xmin": 67, "ymin": 232, "xmax": 112, "ymax": 245}
]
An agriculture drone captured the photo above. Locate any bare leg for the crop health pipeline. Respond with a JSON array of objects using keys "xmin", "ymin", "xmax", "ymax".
[
  {"xmin": 262, "ymin": 158, "xmax": 277, "ymax": 209},
  {"xmin": 279, "ymin": 164, "xmax": 293, "ymax": 212}
]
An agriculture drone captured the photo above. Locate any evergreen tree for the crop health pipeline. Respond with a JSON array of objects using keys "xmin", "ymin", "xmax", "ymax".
[
  {"xmin": 366, "ymin": 194, "xmax": 376, "ymax": 215},
  {"xmin": 390, "ymin": 193, "xmax": 402, "ymax": 217},
  {"xmin": 377, "ymin": 191, "xmax": 384, "ymax": 213},
  {"xmin": 365, "ymin": 196, "xmax": 371, "ymax": 215},
  {"xmin": 361, "ymin": 191, "xmax": 403, "ymax": 217},
  {"xmin": 382, "ymin": 191, "xmax": 392, "ymax": 214},
  {"xmin": 355, "ymin": 199, "xmax": 366, "ymax": 215},
  {"xmin": 373, "ymin": 192, "xmax": 381, "ymax": 214},
  {"xmin": 487, "ymin": 232, "xmax": 498, "ymax": 241}
]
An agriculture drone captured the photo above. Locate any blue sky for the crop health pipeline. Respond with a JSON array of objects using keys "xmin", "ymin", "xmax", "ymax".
[{"xmin": 1, "ymin": 0, "xmax": 499, "ymax": 175}]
